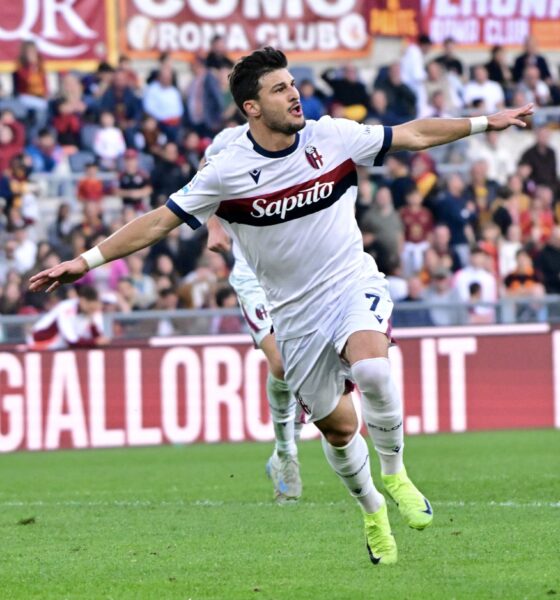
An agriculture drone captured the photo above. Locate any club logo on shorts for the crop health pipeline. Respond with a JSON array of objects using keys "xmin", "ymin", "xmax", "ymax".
[
  {"xmin": 255, "ymin": 303, "xmax": 268, "ymax": 320},
  {"xmin": 295, "ymin": 392, "xmax": 311, "ymax": 415},
  {"xmin": 305, "ymin": 145, "xmax": 323, "ymax": 169}
]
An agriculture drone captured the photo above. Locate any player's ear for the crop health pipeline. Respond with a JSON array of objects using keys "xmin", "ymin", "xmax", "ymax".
[{"xmin": 244, "ymin": 99, "xmax": 261, "ymax": 118}]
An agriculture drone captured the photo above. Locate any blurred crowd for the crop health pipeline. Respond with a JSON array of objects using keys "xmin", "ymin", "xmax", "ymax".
[{"xmin": 1, "ymin": 34, "xmax": 560, "ymax": 339}]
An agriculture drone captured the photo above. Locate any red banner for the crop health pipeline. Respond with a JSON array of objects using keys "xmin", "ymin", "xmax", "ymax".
[
  {"xmin": 119, "ymin": 0, "xmax": 376, "ymax": 61},
  {"xmin": 1, "ymin": 324, "xmax": 558, "ymax": 453},
  {"xmin": 420, "ymin": 0, "xmax": 560, "ymax": 47},
  {"xmin": 0, "ymin": 0, "xmax": 117, "ymax": 72}
]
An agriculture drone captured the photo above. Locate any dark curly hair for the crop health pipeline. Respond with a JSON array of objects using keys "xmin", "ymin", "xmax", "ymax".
[{"xmin": 229, "ymin": 47, "xmax": 288, "ymax": 116}]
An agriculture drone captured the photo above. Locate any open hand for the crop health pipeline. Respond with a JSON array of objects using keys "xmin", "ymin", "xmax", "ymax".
[
  {"xmin": 29, "ymin": 257, "xmax": 88, "ymax": 293},
  {"xmin": 487, "ymin": 103, "xmax": 534, "ymax": 131}
]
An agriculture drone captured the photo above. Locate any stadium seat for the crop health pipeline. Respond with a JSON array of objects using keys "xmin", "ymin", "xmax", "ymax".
[
  {"xmin": 69, "ymin": 150, "xmax": 96, "ymax": 173},
  {"xmin": 80, "ymin": 124, "xmax": 100, "ymax": 151},
  {"xmin": 0, "ymin": 97, "xmax": 28, "ymax": 120}
]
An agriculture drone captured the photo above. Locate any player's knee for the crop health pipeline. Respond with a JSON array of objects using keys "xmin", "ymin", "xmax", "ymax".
[
  {"xmin": 351, "ymin": 357, "xmax": 392, "ymax": 400},
  {"xmin": 322, "ymin": 419, "xmax": 359, "ymax": 447}
]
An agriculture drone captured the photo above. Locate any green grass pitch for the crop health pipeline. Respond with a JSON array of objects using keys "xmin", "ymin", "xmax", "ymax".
[{"xmin": 1, "ymin": 429, "xmax": 559, "ymax": 599}]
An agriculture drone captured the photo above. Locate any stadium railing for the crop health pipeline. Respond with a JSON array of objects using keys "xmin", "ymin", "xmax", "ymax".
[{"xmin": 2, "ymin": 296, "xmax": 559, "ymax": 345}]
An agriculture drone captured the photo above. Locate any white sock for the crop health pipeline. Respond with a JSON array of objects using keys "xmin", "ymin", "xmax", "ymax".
[
  {"xmin": 321, "ymin": 433, "xmax": 385, "ymax": 514},
  {"xmin": 352, "ymin": 358, "xmax": 404, "ymax": 476},
  {"xmin": 267, "ymin": 373, "xmax": 297, "ymax": 458}
]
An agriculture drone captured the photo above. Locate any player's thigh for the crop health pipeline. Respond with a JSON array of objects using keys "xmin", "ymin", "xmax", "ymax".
[
  {"xmin": 314, "ymin": 393, "xmax": 358, "ymax": 446},
  {"xmin": 259, "ymin": 332, "xmax": 284, "ymax": 380},
  {"xmin": 336, "ymin": 276, "xmax": 393, "ymax": 365}
]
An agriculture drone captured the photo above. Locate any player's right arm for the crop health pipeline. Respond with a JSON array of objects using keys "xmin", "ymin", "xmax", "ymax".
[{"xmin": 29, "ymin": 206, "xmax": 182, "ymax": 293}]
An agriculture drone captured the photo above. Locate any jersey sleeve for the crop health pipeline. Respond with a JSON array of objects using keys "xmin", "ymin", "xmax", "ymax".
[
  {"xmin": 331, "ymin": 118, "xmax": 393, "ymax": 167},
  {"xmin": 166, "ymin": 162, "xmax": 222, "ymax": 229}
]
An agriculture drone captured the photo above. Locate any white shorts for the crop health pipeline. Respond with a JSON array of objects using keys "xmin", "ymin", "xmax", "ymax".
[
  {"xmin": 230, "ymin": 271, "xmax": 273, "ymax": 347},
  {"xmin": 279, "ymin": 274, "xmax": 393, "ymax": 422}
]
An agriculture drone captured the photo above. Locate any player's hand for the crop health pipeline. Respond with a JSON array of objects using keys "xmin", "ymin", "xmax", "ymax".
[
  {"xmin": 28, "ymin": 257, "xmax": 89, "ymax": 293},
  {"xmin": 94, "ymin": 335, "xmax": 111, "ymax": 346},
  {"xmin": 487, "ymin": 103, "xmax": 534, "ymax": 131},
  {"xmin": 207, "ymin": 220, "xmax": 231, "ymax": 253}
]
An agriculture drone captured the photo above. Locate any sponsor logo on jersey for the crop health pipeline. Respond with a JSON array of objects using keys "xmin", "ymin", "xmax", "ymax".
[
  {"xmin": 216, "ymin": 159, "xmax": 357, "ymax": 226},
  {"xmin": 305, "ymin": 144, "xmax": 323, "ymax": 169}
]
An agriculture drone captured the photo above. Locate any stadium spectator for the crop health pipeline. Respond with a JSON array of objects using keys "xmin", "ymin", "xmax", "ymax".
[
  {"xmin": 399, "ymin": 185, "xmax": 434, "ymax": 277},
  {"xmin": 519, "ymin": 185, "xmax": 555, "ymax": 246},
  {"xmin": 143, "ymin": 65, "xmax": 184, "ymax": 141},
  {"xmin": 392, "ymin": 276, "xmax": 433, "ymax": 327},
  {"xmin": 512, "ymin": 36, "xmax": 552, "ymax": 84},
  {"xmin": 82, "ymin": 61, "xmax": 114, "ymax": 102},
  {"xmin": 535, "ymin": 227, "xmax": 560, "ymax": 295},
  {"xmin": 422, "ymin": 223, "xmax": 462, "ymax": 283},
  {"xmin": 184, "ymin": 56, "xmax": 223, "ymax": 137},
  {"xmin": 410, "ymin": 152, "xmax": 438, "ymax": 207},
  {"xmin": 485, "ymin": 46, "xmax": 513, "ymax": 96},
  {"xmin": 126, "ymin": 253, "xmax": 157, "ymax": 309},
  {"xmin": 436, "ymin": 174, "xmax": 475, "ymax": 266},
  {"xmin": 13, "ymin": 40, "xmax": 49, "ymax": 134},
  {"xmin": 25, "ymin": 128, "xmax": 64, "ymax": 174},
  {"xmin": 465, "ymin": 159, "xmax": 500, "ymax": 235},
  {"xmin": 205, "ymin": 35, "xmax": 234, "ymax": 70},
  {"xmin": 453, "ymin": 247, "xmax": 498, "ymax": 322},
  {"xmin": 99, "ymin": 68, "xmax": 141, "ymax": 130},
  {"xmin": 117, "ymin": 55, "xmax": 141, "ymax": 91},
  {"xmin": 77, "ymin": 202, "xmax": 107, "ymax": 241},
  {"xmin": 151, "ymin": 142, "xmax": 194, "ymax": 208},
  {"xmin": 93, "ymin": 111, "xmax": 126, "ymax": 170},
  {"xmin": 47, "ymin": 203, "xmax": 74, "ymax": 259},
  {"xmin": 375, "ymin": 63, "xmax": 417, "ymax": 120},
  {"xmin": 299, "ymin": 80, "xmax": 325, "ymax": 121},
  {"xmin": 502, "ymin": 249, "xmax": 546, "ymax": 322},
  {"xmin": 424, "ymin": 267, "xmax": 465, "ymax": 326},
  {"xmin": 383, "ymin": 153, "xmax": 415, "ymax": 210},
  {"xmin": 211, "ymin": 285, "xmax": 244, "ymax": 334},
  {"xmin": 467, "ymin": 130, "xmax": 516, "ymax": 185},
  {"xmin": 400, "ymin": 34, "xmax": 432, "ymax": 113},
  {"xmin": 147, "ymin": 52, "xmax": 179, "ymax": 87},
  {"xmin": 478, "ymin": 222, "xmax": 501, "ymax": 276},
  {"xmin": 77, "ymin": 162, "xmax": 104, "ymax": 206},
  {"xmin": 360, "ymin": 185, "xmax": 404, "ymax": 275},
  {"xmin": 322, "ymin": 64, "xmax": 369, "ymax": 119},
  {"xmin": 518, "ymin": 126, "xmax": 558, "ymax": 193},
  {"xmin": 498, "ymin": 224, "xmax": 523, "ymax": 280},
  {"xmin": 28, "ymin": 284, "xmax": 108, "ymax": 349},
  {"xmin": 0, "ymin": 154, "xmax": 39, "ymax": 229},
  {"xmin": 515, "ymin": 65, "xmax": 551, "ymax": 107},
  {"xmin": 434, "ymin": 37, "xmax": 464, "ymax": 77},
  {"xmin": 367, "ymin": 89, "xmax": 404, "ymax": 126},
  {"xmin": 0, "ymin": 110, "xmax": 25, "ymax": 173},
  {"xmin": 132, "ymin": 115, "xmax": 167, "ymax": 158},
  {"xmin": 50, "ymin": 73, "xmax": 88, "ymax": 148},
  {"xmin": 422, "ymin": 61, "xmax": 460, "ymax": 118},
  {"xmin": 116, "ymin": 149, "xmax": 152, "ymax": 212},
  {"xmin": 463, "ymin": 65, "xmax": 505, "ymax": 113},
  {"xmin": 180, "ymin": 130, "xmax": 205, "ymax": 172},
  {"xmin": 506, "ymin": 172, "xmax": 531, "ymax": 211}
]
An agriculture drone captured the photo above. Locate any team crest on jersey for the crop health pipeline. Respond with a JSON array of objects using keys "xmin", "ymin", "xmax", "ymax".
[
  {"xmin": 305, "ymin": 145, "xmax": 323, "ymax": 169},
  {"xmin": 255, "ymin": 303, "xmax": 268, "ymax": 320}
]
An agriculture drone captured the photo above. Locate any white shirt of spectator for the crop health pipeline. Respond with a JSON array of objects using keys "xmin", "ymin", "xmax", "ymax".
[
  {"xmin": 93, "ymin": 126, "xmax": 126, "ymax": 160},
  {"xmin": 516, "ymin": 80, "xmax": 550, "ymax": 106},
  {"xmin": 29, "ymin": 298, "xmax": 104, "ymax": 350},
  {"xmin": 168, "ymin": 116, "xmax": 391, "ymax": 340},
  {"xmin": 453, "ymin": 266, "xmax": 497, "ymax": 318},
  {"xmin": 400, "ymin": 43, "xmax": 427, "ymax": 112},
  {"xmin": 463, "ymin": 80, "xmax": 505, "ymax": 113},
  {"xmin": 467, "ymin": 136, "xmax": 516, "ymax": 185},
  {"xmin": 143, "ymin": 81, "xmax": 184, "ymax": 122},
  {"xmin": 14, "ymin": 237, "xmax": 38, "ymax": 274}
]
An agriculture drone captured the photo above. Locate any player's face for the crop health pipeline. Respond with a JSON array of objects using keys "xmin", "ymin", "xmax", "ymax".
[{"xmin": 253, "ymin": 69, "xmax": 305, "ymax": 135}]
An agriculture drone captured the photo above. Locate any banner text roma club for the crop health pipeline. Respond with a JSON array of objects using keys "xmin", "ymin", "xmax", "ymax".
[{"xmin": 1, "ymin": 324, "xmax": 559, "ymax": 453}]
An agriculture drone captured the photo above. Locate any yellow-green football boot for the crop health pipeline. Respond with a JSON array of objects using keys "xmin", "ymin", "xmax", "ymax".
[
  {"xmin": 364, "ymin": 503, "xmax": 398, "ymax": 565},
  {"xmin": 382, "ymin": 467, "xmax": 433, "ymax": 530}
]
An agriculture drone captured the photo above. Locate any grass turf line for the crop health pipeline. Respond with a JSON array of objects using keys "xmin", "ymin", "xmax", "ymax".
[{"xmin": 1, "ymin": 429, "xmax": 559, "ymax": 600}]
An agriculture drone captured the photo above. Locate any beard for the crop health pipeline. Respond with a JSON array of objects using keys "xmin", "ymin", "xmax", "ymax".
[{"xmin": 262, "ymin": 110, "xmax": 306, "ymax": 135}]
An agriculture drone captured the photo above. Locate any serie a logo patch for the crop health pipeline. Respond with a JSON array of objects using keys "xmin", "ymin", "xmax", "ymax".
[{"xmin": 305, "ymin": 145, "xmax": 323, "ymax": 169}]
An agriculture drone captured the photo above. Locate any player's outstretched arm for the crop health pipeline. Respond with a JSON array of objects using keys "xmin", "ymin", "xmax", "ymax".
[
  {"xmin": 29, "ymin": 206, "xmax": 182, "ymax": 293},
  {"xmin": 391, "ymin": 103, "xmax": 534, "ymax": 152}
]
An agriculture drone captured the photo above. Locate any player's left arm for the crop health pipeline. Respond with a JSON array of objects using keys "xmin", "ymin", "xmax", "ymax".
[{"xmin": 390, "ymin": 103, "xmax": 534, "ymax": 152}]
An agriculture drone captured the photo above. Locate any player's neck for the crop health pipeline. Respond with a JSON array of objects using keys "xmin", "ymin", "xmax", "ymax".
[{"xmin": 248, "ymin": 122, "xmax": 297, "ymax": 152}]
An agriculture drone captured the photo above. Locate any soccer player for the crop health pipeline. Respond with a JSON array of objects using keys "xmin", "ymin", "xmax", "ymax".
[
  {"xmin": 28, "ymin": 285, "xmax": 109, "ymax": 350},
  {"xmin": 30, "ymin": 48, "xmax": 533, "ymax": 565},
  {"xmin": 204, "ymin": 126, "xmax": 302, "ymax": 503}
]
